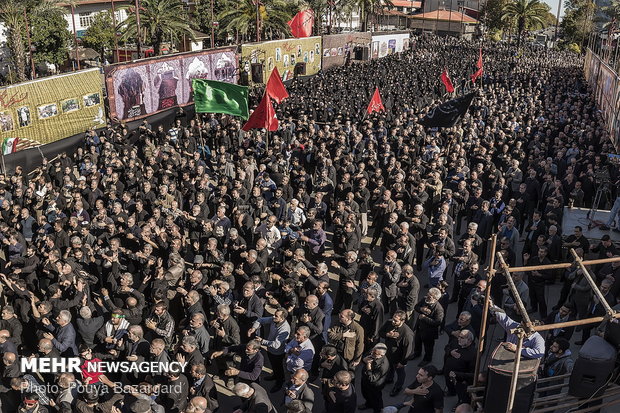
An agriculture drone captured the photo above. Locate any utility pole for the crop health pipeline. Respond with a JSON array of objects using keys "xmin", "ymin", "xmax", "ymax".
[
  {"xmin": 135, "ymin": 0, "xmax": 142, "ymax": 57},
  {"xmin": 111, "ymin": 0, "xmax": 119, "ymax": 62},
  {"xmin": 210, "ymin": 0, "xmax": 215, "ymax": 48},
  {"xmin": 70, "ymin": 4, "xmax": 81, "ymax": 70},
  {"xmin": 23, "ymin": 9, "xmax": 36, "ymax": 78}
]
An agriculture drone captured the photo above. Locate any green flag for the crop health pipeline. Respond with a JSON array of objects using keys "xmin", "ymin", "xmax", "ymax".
[{"xmin": 192, "ymin": 79, "xmax": 249, "ymax": 119}]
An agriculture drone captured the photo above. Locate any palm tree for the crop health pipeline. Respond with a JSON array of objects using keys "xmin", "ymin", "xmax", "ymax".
[
  {"xmin": 118, "ymin": 0, "xmax": 196, "ymax": 56},
  {"xmin": 217, "ymin": 0, "xmax": 294, "ymax": 42},
  {"xmin": 501, "ymin": 0, "xmax": 548, "ymax": 47},
  {"xmin": 0, "ymin": 0, "xmax": 63, "ymax": 82}
]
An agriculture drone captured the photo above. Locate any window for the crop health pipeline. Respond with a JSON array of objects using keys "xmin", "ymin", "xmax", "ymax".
[{"xmin": 79, "ymin": 13, "xmax": 95, "ymax": 29}]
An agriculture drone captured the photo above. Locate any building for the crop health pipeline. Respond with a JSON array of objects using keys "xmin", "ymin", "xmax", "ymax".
[{"xmin": 407, "ymin": 9, "xmax": 479, "ymax": 38}]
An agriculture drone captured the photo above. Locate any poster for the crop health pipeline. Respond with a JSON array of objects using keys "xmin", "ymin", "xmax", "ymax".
[
  {"xmin": 104, "ymin": 47, "xmax": 238, "ymax": 121},
  {"xmin": 370, "ymin": 32, "xmax": 410, "ymax": 59},
  {"xmin": 321, "ymin": 33, "xmax": 372, "ymax": 70},
  {"xmin": 0, "ymin": 68, "xmax": 104, "ymax": 148},
  {"xmin": 241, "ymin": 37, "xmax": 322, "ymax": 83}
]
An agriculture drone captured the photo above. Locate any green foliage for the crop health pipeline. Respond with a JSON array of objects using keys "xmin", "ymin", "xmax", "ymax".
[
  {"xmin": 561, "ymin": 0, "xmax": 595, "ymax": 46},
  {"xmin": 217, "ymin": 0, "xmax": 295, "ymax": 42},
  {"xmin": 489, "ymin": 28, "xmax": 503, "ymax": 41},
  {"xmin": 482, "ymin": 0, "xmax": 511, "ymax": 32},
  {"xmin": 191, "ymin": 0, "xmax": 227, "ymax": 45},
  {"xmin": 502, "ymin": 0, "xmax": 549, "ymax": 46},
  {"xmin": 30, "ymin": 10, "xmax": 71, "ymax": 67},
  {"xmin": 83, "ymin": 11, "xmax": 116, "ymax": 60},
  {"xmin": 118, "ymin": 0, "xmax": 195, "ymax": 56},
  {"xmin": 567, "ymin": 42, "xmax": 581, "ymax": 53},
  {"xmin": 0, "ymin": 0, "xmax": 64, "ymax": 82}
]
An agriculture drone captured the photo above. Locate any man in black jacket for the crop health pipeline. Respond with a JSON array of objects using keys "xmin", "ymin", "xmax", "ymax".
[
  {"xmin": 325, "ymin": 370, "xmax": 357, "ymax": 413},
  {"xmin": 378, "ymin": 310, "xmax": 414, "ymax": 396},
  {"xmin": 283, "ymin": 368, "xmax": 314, "ymax": 412},
  {"xmin": 360, "ymin": 343, "xmax": 390, "ymax": 413},
  {"xmin": 189, "ymin": 363, "xmax": 218, "ymax": 413},
  {"xmin": 358, "ymin": 289, "xmax": 384, "ymax": 354},
  {"xmin": 232, "ymin": 382, "xmax": 276, "ymax": 413},
  {"xmin": 396, "ymin": 264, "xmax": 420, "ymax": 318},
  {"xmin": 412, "ymin": 288, "xmax": 445, "ymax": 365},
  {"xmin": 444, "ymin": 330, "xmax": 476, "ymax": 403},
  {"xmin": 233, "ymin": 282, "xmax": 264, "ymax": 343}
]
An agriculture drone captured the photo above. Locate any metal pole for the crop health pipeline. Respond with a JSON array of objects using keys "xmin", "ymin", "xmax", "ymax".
[
  {"xmin": 71, "ymin": 5, "xmax": 81, "ymax": 70},
  {"xmin": 569, "ymin": 248, "xmax": 615, "ymax": 315},
  {"xmin": 23, "ymin": 10, "xmax": 36, "ymax": 79},
  {"xmin": 506, "ymin": 333, "xmax": 525, "ymax": 413},
  {"xmin": 210, "ymin": 0, "xmax": 215, "ymax": 48},
  {"xmin": 473, "ymin": 233, "xmax": 498, "ymax": 386},
  {"xmin": 135, "ymin": 0, "xmax": 142, "ymax": 57},
  {"xmin": 497, "ymin": 252, "xmax": 534, "ymax": 331},
  {"xmin": 111, "ymin": 0, "xmax": 119, "ymax": 62},
  {"xmin": 555, "ymin": 0, "xmax": 562, "ymax": 41}
]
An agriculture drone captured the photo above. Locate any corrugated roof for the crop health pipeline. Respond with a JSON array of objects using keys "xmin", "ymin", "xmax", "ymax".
[{"xmin": 408, "ymin": 9, "xmax": 478, "ymax": 23}]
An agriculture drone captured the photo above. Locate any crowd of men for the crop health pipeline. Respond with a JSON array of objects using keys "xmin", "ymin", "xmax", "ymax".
[{"xmin": 0, "ymin": 33, "xmax": 617, "ymax": 413}]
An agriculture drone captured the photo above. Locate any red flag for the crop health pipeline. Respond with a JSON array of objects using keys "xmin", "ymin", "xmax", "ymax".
[
  {"xmin": 471, "ymin": 48, "xmax": 483, "ymax": 83},
  {"xmin": 242, "ymin": 92, "xmax": 279, "ymax": 131},
  {"xmin": 265, "ymin": 67, "xmax": 289, "ymax": 104},
  {"xmin": 366, "ymin": 87, "xmax": 385, "ymax": 114},
  {"xmin": 440, "ymin": 69, "xmax": 454, "ymax": 93},
  {"xmin": 288, "ymin": 9, "xmax": 314, "ymax": 38}
]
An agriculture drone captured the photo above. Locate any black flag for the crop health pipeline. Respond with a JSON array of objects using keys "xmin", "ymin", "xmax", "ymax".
[{"xmin": 419, "ymin": 92, "xmax": 475, "ymax": 128}]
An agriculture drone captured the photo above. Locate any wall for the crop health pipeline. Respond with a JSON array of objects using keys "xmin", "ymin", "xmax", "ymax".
[
  {"xmin": 370, "ymin": 31, "xmax": 411, "ymax": 59},
  {"xmin": 321, "ymin": 33, "xmax": 372, "ymax": 70},
  {"xmin": 0, "ymin": 68, "xmax": 105, "ymax": 145},
  {"xmin": 104, "ymin": 47, "xmax": 237, "ymax": 121},
  {"xmin": 241, "ymin": 37, "xmax": 322, "ymax": 83}
]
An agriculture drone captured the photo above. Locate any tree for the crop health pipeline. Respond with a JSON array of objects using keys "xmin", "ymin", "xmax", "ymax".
[
  {"xmin": 191, "ymin": 0, "xmax": 228, "ymax": 46},
  {"xmin": 482, "ymin": 0, "xmax": 511, "ymax": 32},
  {"xmin": 83, "ymin": 11, "xmax": 116, "ymax": 61},
  {"xmin": 118, "ymin": 0, "xmax": 196, "ymax": 56},
  {"xmin": 30, "ymin": 10, "xmax": 71, "ymax": 68},
  {"xmin": 353, "ymin": 0, "xmax": 394, "ymax": 32},
  {"xmin": 217, "ymin": 0, "xmax": 294, "ymax": 42},
  {"xmin": 0, "ymin": 0, "xmax": 63, "ymax": 82},
  {"xmin": 561, "ymin": 0, "xmax": 595, "ymax": 46},
  {"xmin": 501, "ymin": 0, "xmax": 549, "ymax": 47}
]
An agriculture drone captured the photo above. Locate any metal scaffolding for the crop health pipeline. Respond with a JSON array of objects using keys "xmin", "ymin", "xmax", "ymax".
[{"xmin": 470, "ymin": 233, "xmax": 620, "ymax": 413}]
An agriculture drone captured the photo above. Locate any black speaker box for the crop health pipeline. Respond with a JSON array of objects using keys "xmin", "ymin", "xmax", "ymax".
[
  {"xmin": 294, "ymin": 62, "xmax": 306, "ymax": 76},
  {"xmin": 484, "ymin": 345, "xmax": 540, "ymax": 413},
  {"xmin": 251, "ymin": 63, "xmax": 263, "ymax": 83},
  {"xmin": 568, "ymin": 336, "xmax": 616, "ymax": 398},
  {"xmin": 239, "ymin": 71, "xmax": 249, "ymax": 86}
]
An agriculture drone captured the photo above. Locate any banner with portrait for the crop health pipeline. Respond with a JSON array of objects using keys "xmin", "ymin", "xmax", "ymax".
[
  {"xmin": 241, "ymin": 37, "xmax": 322, "ymax": 84},
  {"xmin": 321, "ymin": 33, "xmax": 372, "ymax": 70},
  {"xmin": 0, "ymin": 68, "xmax": 104, "ymax": 148},
  {"xmin": 104, "ymin": 47, "xmax": 237, "ymax": 121},
  {"xmin": 370, "ymin": 32, "xmax": 410, "ymax": 59}
]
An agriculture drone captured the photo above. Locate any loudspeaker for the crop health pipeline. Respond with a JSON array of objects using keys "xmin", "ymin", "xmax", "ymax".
[
  {"xmin": 239, "ymin": 71, "xmax": 249, "ymax": 86},
  {"xmin": 354, "ymin": 46, "xmax": 363, "ymax": 60},
  {"xmin": 605, "ymin": 318, "xmax": 620, "ymax": 347},
  {"xmin": 250, "ymin": 63, "xmax": 263, "ymax": 83},
  {"xmin": 294, "ymin": 62, "xmax": 306, "ymax": 76},
  {"xmin": 569, "ymin": 336, "xmax": 615, "ymax": 398},
  {"xmin": 484, "ymin": 345, "xmax": 540, "ymax": 413},
  {"xmin": 359, "ymin": 46, "xmax": 369, "ymax": 61}
]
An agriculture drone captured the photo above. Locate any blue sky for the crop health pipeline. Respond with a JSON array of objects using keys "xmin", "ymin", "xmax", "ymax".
[{"xmin": 543, "ymin": 0, "xmax": 563, "ymax": 21}]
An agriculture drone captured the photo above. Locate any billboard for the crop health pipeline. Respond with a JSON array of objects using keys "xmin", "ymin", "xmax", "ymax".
[
  {"xmin": 104, "ymin": 47, "xmax": 237, "ymax": 121},
  {"xmin": 0, "ymin": 69, "xmax": 104, "ymax": 147},
  {"xmin": 321, "ymin": 33, "xmax": 372, "ymax": 70},
  {"xmin": 596, "ymin": 62, "xmax": 617, "ymax": 129},
  {"xmin": 370, "ymin": 32, "xmax": 410, "ymax": 59},
  {"xmin": 241, "ymin": 37, "xmax": 322, "ymax": 83}
]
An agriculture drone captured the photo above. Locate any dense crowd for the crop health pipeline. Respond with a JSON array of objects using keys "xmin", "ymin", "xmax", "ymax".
[{"xmin": 0, "ymin": 34, "xmax": 617, "ymax": 413}]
